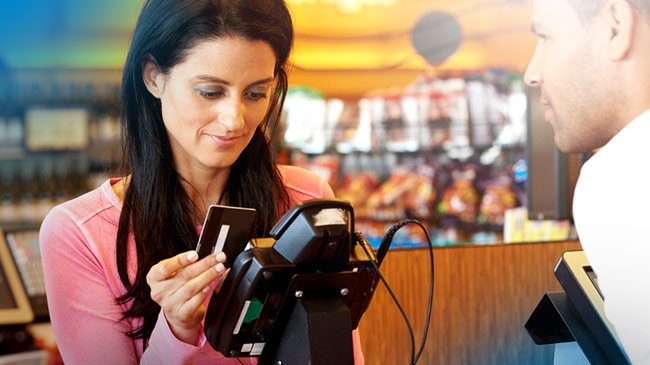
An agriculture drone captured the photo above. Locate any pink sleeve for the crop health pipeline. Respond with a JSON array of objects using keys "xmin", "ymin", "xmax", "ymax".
[
  {"xmin": 40, "ymin": 207, "xmax": 207, "ymax": 364},
  {"xmin": 141, "ymin": 311, "xmax": 205, "ymax": 364},
  {"xmin": 353, "ymin": 329, "xmax": 365, "ymax": 365},
  {"xmin": 40, "ymin": 206, "xmax": 145, "ymax": 364},
  {"xmin": 321, "ymin": 179, "xmax": 335, "ymax": 199}
]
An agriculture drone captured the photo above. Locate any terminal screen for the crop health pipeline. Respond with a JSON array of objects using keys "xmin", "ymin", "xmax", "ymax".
[{"xmin": 0, "ymin": 265, "xmax": 17, "ymax": 309}]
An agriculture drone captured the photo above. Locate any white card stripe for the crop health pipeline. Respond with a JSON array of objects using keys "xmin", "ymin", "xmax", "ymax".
[{"xmin": 214, "ymin": 224, "xmax": 230, "ymax": 254}]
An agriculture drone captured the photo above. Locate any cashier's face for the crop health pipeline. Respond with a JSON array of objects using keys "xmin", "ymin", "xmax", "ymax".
[
  {"xmin": 143, "ymin": 36, "xmax": 276, "ymax": 172},
  {"xmin": 524, "ymin": 0, "xmax": 613, "ymax": 153}
]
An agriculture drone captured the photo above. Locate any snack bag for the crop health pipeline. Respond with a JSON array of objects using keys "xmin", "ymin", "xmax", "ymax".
[
  {"xmin": 404, "ymin": 164, "xmax": 437, "ymax": 219},
  {"xmin": 478, "ymin": 176, "xmax": 518, "ymax": 225},
  {"xmin": 438, "ymin": 167, "xmax": 479, "ymax": 223},
  {"xmin": 336, "ymin": 172, "xmax": 379, "ymax": 218}
]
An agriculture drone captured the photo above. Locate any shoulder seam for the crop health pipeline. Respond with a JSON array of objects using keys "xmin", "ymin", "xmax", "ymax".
[
  {"xmin": 58, "ymin": 200, "xmax": 116, "ymax": 227},
  {"xmin": 283, "ymin": 181, "xmax": 325, "ymax": 201}
]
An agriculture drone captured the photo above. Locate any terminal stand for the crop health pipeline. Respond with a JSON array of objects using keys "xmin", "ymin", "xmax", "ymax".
[
  {"xmin": 263, "ymin": 297, "xmax": 353, "ymax": 365},
  {"xmin": 203, "ymin": 199, "xmax": 378, "ymax": 364},
  {"xmin": 526, "ymin": 251, "xmax": 630, "ymax": 364},
  {"xmin": 258, "ymin": 270, "xmax": 363, "ymax": 365},
  {"xmin": 525, "ymin": 292, "xmax": 613, "ymax": 365}
]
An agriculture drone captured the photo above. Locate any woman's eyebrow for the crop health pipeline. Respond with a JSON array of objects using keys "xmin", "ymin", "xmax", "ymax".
[{"xmin": 190, "ymin": 75, "xmax": 274, "ymax": 87}]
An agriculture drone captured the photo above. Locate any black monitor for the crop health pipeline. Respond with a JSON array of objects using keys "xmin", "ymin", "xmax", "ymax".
[
  {"xmin": 3, "ymin": 228, "xmax": 49, "ymax": 322},
  {"xmin": 0, "ymin": 228, "xmax": 34, "ymax": 326},
  {"xmin": 554, "ymin": 250, "xmax": 629, "ymax": 363},
  {"xmin": 203, "ymin": 199, "xmax": 379, "ymax": 364}
]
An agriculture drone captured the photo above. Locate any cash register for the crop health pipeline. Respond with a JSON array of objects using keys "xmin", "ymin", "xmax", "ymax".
[{"xmin": 0, "ymin": 227, "xmax": 47, "ymax": 364}]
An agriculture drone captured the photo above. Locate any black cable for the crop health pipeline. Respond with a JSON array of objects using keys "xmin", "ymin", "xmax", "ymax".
[
  {"xmin": 358, "ymin": 239, "xmax": 416, "ymax": 364},
  {"xmin": 376, "ymin": 219, "xmax": 413, "ymax": 265},
  {"xmin": 235, "ymin": 357, "xmax": 245, "ymax": 365},
  {"xmin": 359, "ymin": 219, "xmax": 435, "ymax": 365},
  {"xmin": 408, "ymin": 220, "xmax": 435, "ymax": 364}
]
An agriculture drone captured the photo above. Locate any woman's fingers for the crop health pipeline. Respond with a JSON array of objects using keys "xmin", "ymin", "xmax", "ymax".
[
  {"xmin": 171, "ymin": 260, "xmax": 227, "ymax": 303},
  {"xmin": 215, "ymin": 251, "xmax": 226, "ymax": 264},
  {"xmin": 147, "ymin": 250, "xmax": 228, "ymax": 306},
  {"xmin": 147, "ymin": 250, "xmax": 226, "ymax": 284},
  {"xmin": 147, "ymin": 251, "xmax": 199, "ymax": 284},
  {"xmin": 144, "ymin": 250, "xmax": 228, "ymax": 344},
  {"xmin": 176, "ymin": 286, "xmax": 213, "ymax": 320}
]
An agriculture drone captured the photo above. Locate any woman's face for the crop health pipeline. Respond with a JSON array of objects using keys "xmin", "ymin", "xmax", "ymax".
[{"xmin": 144, "ymin": 36, "xmax": 277, "ymax": 173}]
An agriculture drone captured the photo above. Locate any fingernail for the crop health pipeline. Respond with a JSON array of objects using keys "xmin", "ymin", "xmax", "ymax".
[
  {"xmin": 202, "ymin": 286, "xmax": 210, "ymax": 293},
  {"xmin": 186, "ymin": 251, "xmax": 198, "ymax": 262},
  {"xmin": 215, "ymin": 252, "xmax": 226, "ymax": 262},
  {"xmin": 215, "ymin": 263, "xmax": 226, "ymax": 273}
]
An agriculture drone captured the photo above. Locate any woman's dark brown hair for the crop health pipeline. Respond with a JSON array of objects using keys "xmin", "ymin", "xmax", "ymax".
[{"xmin": 116, "ymin": 0, "xmax": 293, "ymax": 342}]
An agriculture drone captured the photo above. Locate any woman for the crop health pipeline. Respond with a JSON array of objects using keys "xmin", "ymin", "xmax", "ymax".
[{"xmin": 39, "ymin": 0, "xmax": 364, "ymax": 363}]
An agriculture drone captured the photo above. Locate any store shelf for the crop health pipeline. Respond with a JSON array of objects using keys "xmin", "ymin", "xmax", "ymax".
[{"xmin": 0, "ymin": 147, "xmax": 26, "ymax": 160}]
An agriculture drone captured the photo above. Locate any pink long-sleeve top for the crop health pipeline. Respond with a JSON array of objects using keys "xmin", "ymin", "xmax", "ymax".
[{"xmin": 40, "ymin": 165, "xmax": 364, "ymax": 364}]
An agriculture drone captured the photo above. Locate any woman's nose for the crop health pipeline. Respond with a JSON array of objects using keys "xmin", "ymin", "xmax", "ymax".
[{"xmin": 217, "ymin": 97, "xmax": 245, "ymax": 134}]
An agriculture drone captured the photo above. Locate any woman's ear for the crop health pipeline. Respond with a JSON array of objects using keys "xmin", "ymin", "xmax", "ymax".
[{"xmin": 142, "ymin": 58, "xmax": 165, "ymax": 98}]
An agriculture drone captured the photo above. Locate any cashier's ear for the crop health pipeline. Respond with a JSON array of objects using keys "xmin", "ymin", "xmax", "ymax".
[
  {"xmin": 604, "ymin": 0, "xmax": 634, "ymax": 61},
  {"xmin": 142, "ymin": 56, "xmax": 166, "ymax": 99}
]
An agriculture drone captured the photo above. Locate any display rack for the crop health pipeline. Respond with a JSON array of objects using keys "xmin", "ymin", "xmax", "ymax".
[
  {"xmin": 0, "ymin": 68, "xmax": 122, "ymax": 227},
  {"xmin": 283, "ymin": 71, "xmax": 528, "ymax": 246}
]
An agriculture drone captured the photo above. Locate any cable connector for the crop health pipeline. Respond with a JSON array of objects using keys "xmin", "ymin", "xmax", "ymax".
[{"xmin": 376, "ymin": 219, "xmax": 418, "ymax": 266}]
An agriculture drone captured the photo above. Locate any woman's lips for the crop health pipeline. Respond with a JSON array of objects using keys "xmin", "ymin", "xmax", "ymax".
[{"xmin": 207, "ymin": 134, "xmax": 239, "ymax": 148}]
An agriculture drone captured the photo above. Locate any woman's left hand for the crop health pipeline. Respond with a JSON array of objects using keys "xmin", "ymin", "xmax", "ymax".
[{"xmin": 146, "ymin": 250, "xmax": 227, "ymax": 344}]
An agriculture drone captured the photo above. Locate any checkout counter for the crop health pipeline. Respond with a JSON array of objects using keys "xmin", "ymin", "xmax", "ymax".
[
  {"xmin": 6, "ymin": 232, "xmax": 620, "ymax": 364},
  {"xmin": 358, "ymin": 240, "xmax": 582, "ymax": 364}
]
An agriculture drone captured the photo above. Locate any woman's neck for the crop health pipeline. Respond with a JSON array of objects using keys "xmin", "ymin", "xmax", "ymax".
[
  {"xmin": 111, "ymin": 168, "xmax": 231, "ymax": 222},
  {"xmin": 112, "ymin": 175, "xmax": 130, "ymax": 202},
  {"xmin": 178, "ymin": 167, "xmax": 231, "ymax": 220}
]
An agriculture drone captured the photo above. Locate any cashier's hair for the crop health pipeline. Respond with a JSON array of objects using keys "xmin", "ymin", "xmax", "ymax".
[
  {"xmin": 116, "ymin": 0, "xmax": 292, "ymax": 341},
  {"xmin": 566, "ymin": 0, "xmax": 650, "ymax": 23}
]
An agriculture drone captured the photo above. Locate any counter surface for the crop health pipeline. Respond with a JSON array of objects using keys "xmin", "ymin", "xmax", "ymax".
[{"xmin": 358, "ymin": 240, "xmax": 582, "ymax": 365}]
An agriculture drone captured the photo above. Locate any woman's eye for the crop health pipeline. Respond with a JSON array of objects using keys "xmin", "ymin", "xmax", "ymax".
[
  {"xmin": 196, "ymin": 89, "xmax": 224, "ymax": 99},
  {"xmin": 246, "ymin": 90, "xmax": 269, "ymax": 101}
]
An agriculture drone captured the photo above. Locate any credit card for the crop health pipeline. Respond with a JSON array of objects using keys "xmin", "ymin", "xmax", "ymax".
[{"xmin": 196, "ymin": 205, "xmax": 256, "ymax": 267}]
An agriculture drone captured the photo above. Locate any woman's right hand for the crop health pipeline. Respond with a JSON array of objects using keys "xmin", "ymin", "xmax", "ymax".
[{"xmin": 146, "ymin": 250, "xmax": 227, "ymax": 345}]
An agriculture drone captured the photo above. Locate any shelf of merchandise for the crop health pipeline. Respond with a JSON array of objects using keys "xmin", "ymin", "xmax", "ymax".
[
  {"xmin": 283, "ymin": 72, "xmax": 529, "ymax": 247},
  {"xmin": 0, "ymin": 68, "xmax": 122, "ymax": 228}
]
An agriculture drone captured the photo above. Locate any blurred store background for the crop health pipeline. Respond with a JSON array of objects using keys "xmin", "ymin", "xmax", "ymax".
[
  {"xmin": 0, "ymin": 2, "xmax": 589, "ymax": 364},
  {"xmin": 0, "ymin": 0, "xmax": 572, "ymax": 246}
]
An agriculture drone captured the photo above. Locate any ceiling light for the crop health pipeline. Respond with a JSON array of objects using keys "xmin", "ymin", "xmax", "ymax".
[{"xmin": 288, "ymin": 0, "xmax": 397, "ymax": 14}]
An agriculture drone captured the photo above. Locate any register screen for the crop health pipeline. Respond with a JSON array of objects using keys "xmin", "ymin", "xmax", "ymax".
[{"xmin": 0, "ymin": 265, "xmax": 17, "ymax": 309}]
